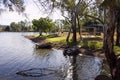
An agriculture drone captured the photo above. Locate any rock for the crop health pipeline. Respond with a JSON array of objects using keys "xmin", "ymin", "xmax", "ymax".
[
  {"xmin": 63, "ymin": 46, "xmax": 81, "ymax": 56},
  {"xmin": 36, "ymin": 42, "xmax": 52, "ymax": 49}
]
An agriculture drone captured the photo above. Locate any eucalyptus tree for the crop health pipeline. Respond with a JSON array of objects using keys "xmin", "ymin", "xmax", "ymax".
[
  {"xmin": 38, "ymin": 0, "xmax": 92, "ymax": 45},
  {"xmin": 101, "ymin": 0, "xmax": 120, "ymax": 80},
  {"xmin": 61, "ymin": 19, "xmax": 70, "ymax": 32},
  {"xmin": 37, "ymin": 1, "xmax": 93, "ymax": 80},
  {"xmin": 18, "ymin": 21, "xmax": 26, "ymax": 31},
  {"xmin": 32, "ymin": 18, "xmax": 55, "ymax": 36},
  {"xmin": 10, "ymin": 22, "xmax": 21, "ymax": 31},
  {"xmin": 115, "ymin": 9, "xmax": 120, "ymax": 46}
]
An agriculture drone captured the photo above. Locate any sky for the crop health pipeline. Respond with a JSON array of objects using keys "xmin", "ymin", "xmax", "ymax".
[{"xmin": 0, "ymin": 0, "xmax": 63, "ymax": 25}]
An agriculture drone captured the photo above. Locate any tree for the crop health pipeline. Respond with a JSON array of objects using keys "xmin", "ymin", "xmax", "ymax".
[
  {"xmin": 10, "ymin": 20, "xmax": 31, "ymax": 32},
  {"xmin": 101, "ymin": 0, "xmax": 120, "ymax": 80},
  {"xmin": 115, "ymin": 9, "xmax": 120, "ymax": 46},
  {"xmin": 32, "ymin": 18, "xmax": 55, "ymax": 36},
  {"xmin": 0, "ymin": 0, "xmax": 25, "ymax": 13},
  {"xmin": 55, "ymin": 19, "xmax": 70, "ymax": 34},
  {"xmin": 10, "ymin": 22, "xmax": 20, "ymax": 31},
  {"xmin": 38, "ymin": 0, "xmax": 92, "ymax": 45},
  {"xmin": 18, "ymin": 21, "xmax": 26, "ymax": 31},
  {"xmin": 62, "ymin": 19, "xmax": 70, "ymax": 32}
]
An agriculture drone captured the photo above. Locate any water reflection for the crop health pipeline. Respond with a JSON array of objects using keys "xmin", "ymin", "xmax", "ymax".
[
  {"xmin": 66, "ymin": 55, "xmax": 103, "ymax": 80},
  {"xmin": 34, "ymin": 49, "xmax": 69, "ymax": 70},
  {"xmin": 0, "ymin": 32, "xmax": 103, "ymax": 80},
  {"xmin": 0, "ymin": 32, "xmax": 69, "ymax": 80},
  {"xmin": 34, "ymin": 49, "xmax": 52, "ymax": 59}
]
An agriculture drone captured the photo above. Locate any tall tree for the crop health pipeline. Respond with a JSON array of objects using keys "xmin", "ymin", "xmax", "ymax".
[
  {"xmin": 10, "ymin": 22, "xmax": 22, "ymax": 31},
  {"xmin": 101, "ymin": 0, "xmax": 120, "ymax": 80},
  {"xmin": 32, "ymin": 18, "xmax": 55, "ymax": 36},
  {"xmin": 38, "ymin": 0, "xmax": 91, "ymax": 45},
  {"xmin": 115, "ymin": 9, "xmax": 120, "ymax": 46}
]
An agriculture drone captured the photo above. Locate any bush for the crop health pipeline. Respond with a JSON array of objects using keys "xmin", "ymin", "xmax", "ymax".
[{"xmin": 81, "ymin": 41, "xmax": 102, "ymax": 49}]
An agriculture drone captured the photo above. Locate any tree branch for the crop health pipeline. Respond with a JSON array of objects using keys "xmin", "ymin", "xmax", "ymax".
[{"xmin": 85, "ymin": 14, "xmax": 104, "ymax": 24}]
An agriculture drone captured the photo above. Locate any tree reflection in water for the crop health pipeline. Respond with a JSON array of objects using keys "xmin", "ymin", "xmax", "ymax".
[
  {"xmin": 65, "ymin": 54, "xmax": 103, "ymax": 80},
  {"xmin": 16, "ymin": 49, "xmax": 69, "ymax": 79}
]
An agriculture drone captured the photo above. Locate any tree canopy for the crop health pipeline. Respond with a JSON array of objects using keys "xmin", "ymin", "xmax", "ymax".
[
  {"xmin": 0, "ymin": 0, "xmax": 25, "ymax": 13},
  {"xmin": 32, "ymin": 18, "xmax": 55, "ymax": 35}
]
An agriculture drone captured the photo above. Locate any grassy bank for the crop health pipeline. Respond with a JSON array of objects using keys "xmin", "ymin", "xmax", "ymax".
[
  {"xmin": 25, "ymin": 33, "xmax": 120, "ymax": 55},
  {"xmin": 46, "ymin": 36, "xmax": 66, "ymax": 44}
]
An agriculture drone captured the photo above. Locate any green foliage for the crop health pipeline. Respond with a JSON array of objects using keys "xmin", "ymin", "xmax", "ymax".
[
  {"xmin": 1, "ymin": 0, "xmax": 25, "ymax": 12},
  {"xmin": 81, "ymin": 41, "xmax": 103, "ymax": 49},
  {"xmin": 10, "ymin": 20, "xmax": 31, "ymax": 32},
  {"xmin": 62, "ymin": 20, "xmax": 70, "ymax": 30},
  {"xmin": 32, "ymin": 18, "xmax": 55, "ymax": 35},
  {"xmin": 10, "ymin": 22, "xmax": 20, "ymax": 31},
  {"xmin": 114, "ymin": 46, "xmax": 120, "ymax": 55},
  {"xmin": 46, "ymin": 36, "xmax": 66, "ymax": 44}
]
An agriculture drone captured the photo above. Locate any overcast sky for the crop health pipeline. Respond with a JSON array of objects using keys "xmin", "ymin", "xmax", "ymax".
[{"xmin": 0, "ymin": 0, "xmax": 63, "ymax": 25}]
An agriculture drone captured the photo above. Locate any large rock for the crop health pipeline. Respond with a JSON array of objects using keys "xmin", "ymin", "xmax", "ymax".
[
  {"xmin": 63, "ymin": 46, "xmax": 81, "ymax": 56},
  {"xmin": 35, "ymin": 42, "xmax": 52, "ymax": 49}
]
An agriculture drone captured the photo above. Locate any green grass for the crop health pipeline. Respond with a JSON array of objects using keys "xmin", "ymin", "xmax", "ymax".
[
  {"xmin": 45, "ymin": 36, "xmax": 66, "ymax": 44},
  {"xmin": 114, "ymin": 46, "xmax": 120, "ymax": 55},
  {"xmin": 80, "ymin": 41, "xmax": 103, "ymax": 49},
  {"xmin": 32, "ymin": 33, "xmax": 120, "ymax": 54}
]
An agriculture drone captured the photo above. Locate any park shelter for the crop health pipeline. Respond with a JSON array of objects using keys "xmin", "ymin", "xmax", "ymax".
[{"xmin": 82, "ymin": 24, "xmax": 103, "ymax": 36}]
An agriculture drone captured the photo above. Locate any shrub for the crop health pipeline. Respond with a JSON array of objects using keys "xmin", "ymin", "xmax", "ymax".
[{"xmin": 81, "ymin": 41, "xmax": 103, "ymax": 49}]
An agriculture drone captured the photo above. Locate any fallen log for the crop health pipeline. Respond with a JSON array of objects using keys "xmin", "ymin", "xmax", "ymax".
[{"xmin": 35, "ymin": 42, "xmax": 52, "ymax": 49}]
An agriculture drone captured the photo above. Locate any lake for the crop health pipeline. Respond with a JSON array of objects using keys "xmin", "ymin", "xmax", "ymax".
[{"xmin": 0, "ymin": 32, "xmax": 103, "ymax": 80}]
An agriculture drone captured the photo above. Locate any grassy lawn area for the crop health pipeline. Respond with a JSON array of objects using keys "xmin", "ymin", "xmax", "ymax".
[
  {"xmin": 30, "ymin": 32, "xmax": 120, "ymax": 55},
  {"xmin": 46, "ymin": 36, "xmax": 66, "ymax": 44}
]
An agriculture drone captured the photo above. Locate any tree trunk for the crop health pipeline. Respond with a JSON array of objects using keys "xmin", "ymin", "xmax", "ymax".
[
  {"xmin": 71, "ymin": 13, "xmax": 77, "ymax": 45},
  {"xmin": 77, "ymin": 16, "xmax": 82, "ymax": 40},
  {"xmin": 103, "ymin": 8, "xmax": 107, "ymax": 50},
  {"xmin": 114, "ymin": 56, "xmax": 120, "ymax": 80},
  {"xmin": 116, "ymin": 24, "xmax": 120, "ymax": 46},
  {"xmin": 104, "ymin": 8, "xmax": 117, "ymax": 79},
  {"xmin": 114, "ymin": 9, "xmax": 120, "ymax": 80},
  {"xmin": 39, "ymin": 31, "xmax": 42, "ymax": 36},
  {"xmin": 66, "ymin": 26, "xmax": 71, "ymax": 44},
  {"xmin": 115, "ymin": 10, "xmax": 120, "ymax": 46},
  {"xmin": 104, "ymin": 27, "xmax": 117, "ymax": 79}
]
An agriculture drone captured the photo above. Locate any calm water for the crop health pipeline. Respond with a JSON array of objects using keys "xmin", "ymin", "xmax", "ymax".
[{"xmin": 0, "ymin": 32, "xmax": 103, "ymax": 80}]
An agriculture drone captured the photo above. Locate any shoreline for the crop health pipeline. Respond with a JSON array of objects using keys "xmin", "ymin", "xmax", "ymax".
[
  {"xmin": 24, "ymin": 35, "xmax": 106, "ymax": 59},
  {"xmin": 24, "ymin": 35, "xmax": 111, "ymax": 79}
]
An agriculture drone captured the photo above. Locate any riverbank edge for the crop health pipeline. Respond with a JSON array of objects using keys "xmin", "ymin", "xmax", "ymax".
[
  {"xmin": 24, "ymin": 35, "xmax": 112, "ymax": 80},
  {"xmin": 24, "ymin": 35, "xmax": 106, "ymax": 59}
]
